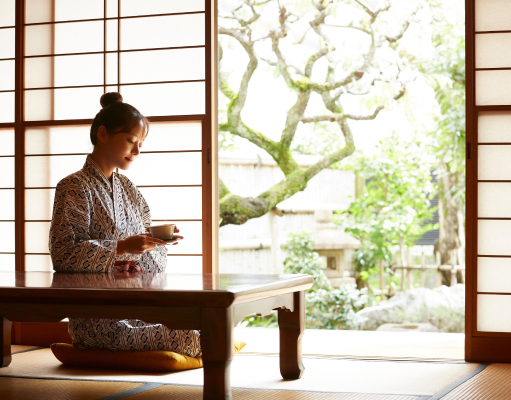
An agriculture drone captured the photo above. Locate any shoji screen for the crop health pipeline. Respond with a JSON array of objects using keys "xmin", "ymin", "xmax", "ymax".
[
  {"xmin": 467, "ymin": 0, "xmax": 511, "ymax": 362},
  {"xmin": 14, "ymin": 0, "xmax": 216, "ymax": 274},
  {"xmin": 0, "ymin": 1, "xmax": 15, "ymax": 271}
]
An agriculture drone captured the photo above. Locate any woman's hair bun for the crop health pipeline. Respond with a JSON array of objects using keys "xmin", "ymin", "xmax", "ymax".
[{"xmin": 100, "ymin": 92, "xmax": 123, "ymax": 108}]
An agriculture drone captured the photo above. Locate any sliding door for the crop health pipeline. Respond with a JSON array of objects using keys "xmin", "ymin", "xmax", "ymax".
[
  {"xmin": 5, "ymin": 0, "xmax": 218, "ymax": 345},
  {"xmin": 467, "ymin": 0, "xmax": 511, "ymax": 362}
]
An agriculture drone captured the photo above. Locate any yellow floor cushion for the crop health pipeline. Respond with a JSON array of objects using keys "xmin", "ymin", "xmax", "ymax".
[{"xmin": 51, "ymin": 340, "xmax": 246, "ymax": 372}]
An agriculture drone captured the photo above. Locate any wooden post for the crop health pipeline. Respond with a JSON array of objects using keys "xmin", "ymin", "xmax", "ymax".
[
  {"xmin": 420, "ymin": 252, "xmax": 425, "ymax": 287},
  {"xmin": 436, "ymin": 251, "xmax": 442, "ymax": 287},
  {"xmin": 1, "ymin": 318, "xmax": 12, "ymax": 368},
  {"xmin": 450, "ymin": 249, "xmax": 458, "ymax": 286}
]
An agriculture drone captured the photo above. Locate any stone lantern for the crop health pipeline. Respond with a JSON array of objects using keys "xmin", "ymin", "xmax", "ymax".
[{"xmin": 312, "ymin": 208, "xmax": 361, "ymax": 286}]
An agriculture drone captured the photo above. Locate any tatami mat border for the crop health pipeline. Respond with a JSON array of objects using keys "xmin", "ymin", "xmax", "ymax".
[
  {"xmin": 98, "ymin": 383, "xmax": 163, "ymax": 400},
  {"xmin": 11, "ymin": 346, "xmax": 47, "ymax": 355},
  {"xmin": 427, "ymin": 364, "xmax": 489, "ymax": 400}
]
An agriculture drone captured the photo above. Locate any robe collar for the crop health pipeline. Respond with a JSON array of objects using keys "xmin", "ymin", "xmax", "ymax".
[{"xmin": 83, "ymin": 154, "xmax": 116, "ymax": 190}]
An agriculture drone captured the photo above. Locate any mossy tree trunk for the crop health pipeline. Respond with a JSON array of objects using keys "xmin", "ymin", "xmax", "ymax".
[{"xmin": 218, "ymin": 0, "xmax": 416, "ymax": 227}]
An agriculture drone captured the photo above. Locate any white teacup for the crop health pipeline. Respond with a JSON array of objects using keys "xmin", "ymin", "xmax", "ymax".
[{"xmin": 148, "ymin": 224, "xmax": 175, "ymax": 241}]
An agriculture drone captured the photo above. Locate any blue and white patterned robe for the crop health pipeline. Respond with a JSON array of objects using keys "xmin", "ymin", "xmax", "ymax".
[{"xmin": 49, "ymin": 154, "xmax": 201, "ymax": 357}]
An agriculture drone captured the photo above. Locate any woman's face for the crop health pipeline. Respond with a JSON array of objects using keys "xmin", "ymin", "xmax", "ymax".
[{"xmin": 103, "ymin": 121, "xmax": 145, "ymax": 171}]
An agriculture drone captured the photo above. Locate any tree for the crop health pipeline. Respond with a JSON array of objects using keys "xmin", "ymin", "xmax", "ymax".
[
  {"xmin": 218, "ymin": 0, "xmax": 421, "ymax": 226},
  {"xmin": 334, "ymin": 133, "xmax": 437, "ymax": 289},
  {"xmin": 419, "ymin": 0, "xmax": 465, "ymax": 283}
]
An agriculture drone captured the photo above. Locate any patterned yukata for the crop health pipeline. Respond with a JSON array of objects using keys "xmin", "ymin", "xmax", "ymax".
[{"xmin": 49, "ymin": 154, "xmax": 202, "ymax": 357}]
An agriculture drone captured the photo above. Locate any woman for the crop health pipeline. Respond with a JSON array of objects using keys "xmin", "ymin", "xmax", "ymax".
[{"xmin": 49, "ymin": 92, "xmax": 202, "ymax": 357}]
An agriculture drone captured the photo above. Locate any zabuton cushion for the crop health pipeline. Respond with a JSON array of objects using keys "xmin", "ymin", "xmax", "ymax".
[{"xmin": 50, "ymin": 340, "xmax": 246, "ymax": 372}]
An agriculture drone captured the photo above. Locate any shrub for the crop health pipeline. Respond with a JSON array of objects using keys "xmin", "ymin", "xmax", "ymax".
[{"xmin": 241, "ymin": 231, "xmax": 369, "ymax": 330}]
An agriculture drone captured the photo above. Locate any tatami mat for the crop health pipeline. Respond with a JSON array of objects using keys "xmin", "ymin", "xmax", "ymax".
[
  {"xmin": 235, "ymin": 328, "xmax": 464, "ymax": 361},
  {"xmin": 129, "ymin": 385, "xmax": 422, "ymax": 400},
  {"xmin": 439, "ymin": 363, "xmax": 511, "ymax": 399},
  {"xmin": 0, "ymin": 377, "xmax": 143, "ymax": 400},
  {"xmin": 11, "ymin": 345, "xmax": 39, "ymax": 354},
  {"xmin": 2, "ymin": 348, "xmax": 479, "ymax": 396}
]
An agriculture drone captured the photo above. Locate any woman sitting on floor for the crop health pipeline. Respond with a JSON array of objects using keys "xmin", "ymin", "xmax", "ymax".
[{"xmin": 48, "ymin": 92, "xmax": 202, "ymax": 358}]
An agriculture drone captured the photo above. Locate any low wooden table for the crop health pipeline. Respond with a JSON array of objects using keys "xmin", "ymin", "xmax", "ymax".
[{"xmin": 0, "ymin": 271, "xmax": 313, "ymax": 399}]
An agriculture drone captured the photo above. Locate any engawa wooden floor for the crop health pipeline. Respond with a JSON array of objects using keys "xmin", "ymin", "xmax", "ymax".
[{"xmin": 1, "ymin": 343, "xmax": 507, "ymax": 399}]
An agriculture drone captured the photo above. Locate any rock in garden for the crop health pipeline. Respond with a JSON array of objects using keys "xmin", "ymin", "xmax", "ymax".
[{"xmin": 356, "ymin": 284, "xmax": 465, "ymax": 332}]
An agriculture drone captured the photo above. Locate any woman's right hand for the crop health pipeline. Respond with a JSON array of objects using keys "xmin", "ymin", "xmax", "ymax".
[{"xmin": 116, "ymin": 234, "xmax": 167, "ymax": 255}]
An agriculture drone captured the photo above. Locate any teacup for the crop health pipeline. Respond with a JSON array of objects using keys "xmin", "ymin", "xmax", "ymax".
[{"xmin": 148, "ymin": 224, "xmax": 175, "ymax": 241}]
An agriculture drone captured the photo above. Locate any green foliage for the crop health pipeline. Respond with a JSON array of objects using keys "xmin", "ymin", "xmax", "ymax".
[
  {"xmin": 282, "ymin": 231, "xmax": 330, "ymax": 292},
  {"xmin": 421, "ymin": 0, "xmax": 465, "ymax": 209},
  {"xmin": 335, "ymin": 133, "xmax": 438, "ymax": 278},
  {"xmin": 241, "ymin": 231, "xmax": 370, "ymax": 330},
  {"xmin": 306, "ymin": 286, "xmax": 369, "ymax": 330}
]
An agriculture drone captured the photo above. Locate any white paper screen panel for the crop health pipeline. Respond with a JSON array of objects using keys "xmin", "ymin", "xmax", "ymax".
[
  {"xmin": 121, "ymin": 14, "xmax": 205, "ymax": 50},
  {"xmin": 0, "ymin": 61, "xmax": 14, "ymax": 91},
  {"xmin": 121, "ymin": 83, "xmax": 206, "ymax": 116},
  {"xmin": 25, "ymin": 255, "xmax": 53, "ymax": 272},
  {"xmin": 478, "ymin": 257, "xmax": 511, "ymax": 293},
  {"xmin": 478, "ymin": 220, "xmax": 511, "ymax": 256},
  {"xmin": 25, "ymin": 54, "xmax": 104, "ymax": 89},
  {"xmin": 120, "ymin": 48, "xmax": 205, "ymax": 84},
  {"xmin": 478, "ymin": 294, "xmax": 511, "ymax": 332},
  {"xmin": 138, "ymin": 187, "xmax": 202, "ymax": 220},
  {"xmin": 476, "ymin": 71, "xmax": 511, "ymax": 106},
  {"xmin": 0, "ymin": 93, "xmax": 14, "ymax": 123},
  {"xmin": 123, "ymin": 152, "xmax": 201, "ymax": 186},
  {"xmin": 0, "ymin": 129, "xmax": 15, "ymax": 156},
  {"xmin": 475, "ymin": 0, "xmax": 511, "ymax": 32},
  {"xmin": 478, "ymin": 145, "xmax": 511, "ymax": 180},
  {"xmin": 25, "ymin": 189, "xmax": 56, "ymax": 221},
  {"xmin": 479, "ymin": 111, "xmax": 511, "ymax": 143},
  {"xmin": 166, "ymin": 256, "xmax": 202, "ymax": 274},
  {"xmin": 25, "ymin": 0, "xmax": 104, "ymax": 24},
  {"xmin": 0, "ymin": 255, "xmax": 15, "ymax": 271},
  {"xmin": 25, "ymin": 87, "xmax": 104, "ymax": 121},
  {"xmin": 25, "ymin": 22, "xmax": 104, "ymax": 57},
  {"xmin": 476, "ymin": 33, "xmax": 511, "ymax": 69},
  {"xmin": 25, "ymin": 222, "xmax": 51, "ymax": 254},
  {"xmin": 0, "ymin": 158, "xmax": 14, "ymax": 188},
  {"xmin": 0, "ymin": 28, "xmax": 15, "ymax": 59},
  {"xmin": 120, "ymin": 0, "xmax": 205, "ymax": 17},
  {"xmin": 143, "ymin": 122, "xmax": 202, "ymax": 152},
  {"xmin": 0, "ymin": 190, "xmax": 14, "ymax": 220},
  {"xmin": 478, "ymin": 183, "xmax": 511, "ymax": 218},
  {"xmin": 106, "ymin": 20, "xmax": 118, "ymax": 51},
  {"xmin": 0, "ymin": 0, "xmax": 14, "ymax": 27},
  {"xmin": 25, "ymin": 155, "xmax": 85, "ymax": 188},
  {"xmin": 25, "ymin": 126, "xmax": 92, "ymax": 155},
  {"xmin": 0, "ymin": 222, "xmax": 15, "ymax": 252}
]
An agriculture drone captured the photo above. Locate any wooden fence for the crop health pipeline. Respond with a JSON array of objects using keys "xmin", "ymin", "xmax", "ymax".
[{"xmin": 377, "ymin": 252, "xmax": 465, "ymax": 292}]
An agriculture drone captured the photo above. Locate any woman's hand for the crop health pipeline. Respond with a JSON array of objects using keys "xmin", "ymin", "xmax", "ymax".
[
  {"xmin": 113, "ymin": 262, "xmax": 142, "ymax": 279},
  {"xmin": 116, "ymin": 234, "xmax": 168, "ymax": 255},
  {"xmin": 144, "ymin": 226, "xmax": 184, "ymax": 246}
]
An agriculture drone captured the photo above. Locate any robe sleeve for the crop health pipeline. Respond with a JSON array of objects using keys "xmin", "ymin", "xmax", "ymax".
[
  {"xmin": 137, "ymin": 188, "xmax": 167, "ymax": 273},
  {"xmin": 49, "ymin": 177, "xmax": 117, "ymax": 273}
]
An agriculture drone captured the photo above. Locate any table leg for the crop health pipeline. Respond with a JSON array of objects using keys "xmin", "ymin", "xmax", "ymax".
[
  {"xmin": 278, "ymin": 290, "xmax": 305, "ymax": 379},
  {"xmin": 201, "ymin": 307, "xmax": 234, "ymax": 400},
  {"xmin": 1, "ymin": 317, "xmax": 12, "ymax": 367}
]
